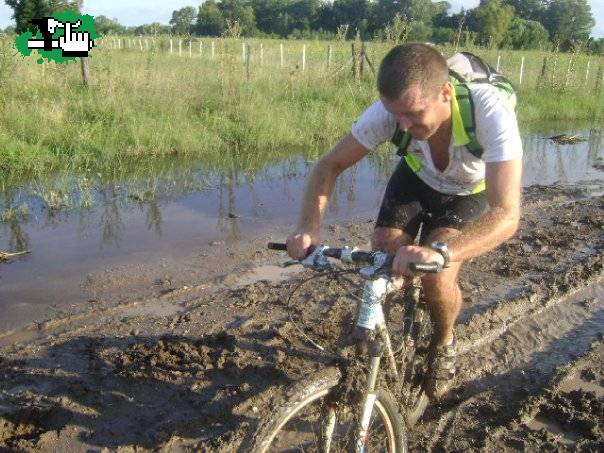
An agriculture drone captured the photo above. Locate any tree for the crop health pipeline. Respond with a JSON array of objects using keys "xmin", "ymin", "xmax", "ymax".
[
  {"xmin": 196, "ymin": 0, "xmax": 225, "ymax": 36},
  {"xmin": 94, "ymin": 15, "xmax": 124, "ymax": 35},
  {"xmin": 220, "ymin": 0, "xmax": 256, "ymax": 36},
  {"xmin": 502, "ymin": 17, "xmax": 550, "ymax": 49},
  {"xmin": 170, "ymin": 5, "xmax": 196, "ymax": 35},
  {"xmin": 6, "ymin": 0, "xmax": 82, "ymax": 33},
  {"xmin": 542, "ymin": 0, "xmax": 594, "ymax": 44},
  {"xmin": 502, "ymin": 0, "xmax": 545, "ymax": 21},
  {"xmin": 5, "ymin": 0, "xmax": 49, "ymax": 33},
  {"xmin": 474, "ymin": 0, "xmax": 515, "ymax": 47},
  {"xmin": 332, "ymin": 0, "xmax": 370, "ymax": 38},
  {"xmin": 587, "ymin": 38, "xmax": 604, "ymax": 55},
  {"xmin": 47, "ymin": 0, "xmax": 81, "ymax": 12}
]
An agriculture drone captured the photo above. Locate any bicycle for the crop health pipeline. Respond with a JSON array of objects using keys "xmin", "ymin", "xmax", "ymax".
[{"xmin": 248, "ymin": 242, "xmax": 442, "ymax": 453}]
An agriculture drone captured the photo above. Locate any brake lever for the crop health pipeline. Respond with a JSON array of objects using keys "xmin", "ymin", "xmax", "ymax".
[
  {"xmin": 301, "ymin": 245, "xmax": 331, "ymax": 270},
  {"xmin": 360, "ymin": 251, "xmax": 389, "ymax": 278}
]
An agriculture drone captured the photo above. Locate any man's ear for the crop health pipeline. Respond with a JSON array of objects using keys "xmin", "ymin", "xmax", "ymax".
[{"xmin": 441, "ymin": 81, "xmax": 453, "ymax": 103}]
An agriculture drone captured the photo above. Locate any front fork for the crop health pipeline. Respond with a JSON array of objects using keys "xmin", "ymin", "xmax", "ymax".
[
  {"xmin": 326, "ymin": 277, "xmax": 398, "ymax": 453},
  {"xmin": 355, "ymin": 340, "xmax": 382, "ymax": 453}
]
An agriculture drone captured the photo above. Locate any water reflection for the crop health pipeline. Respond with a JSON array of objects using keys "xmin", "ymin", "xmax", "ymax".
[
  {"xmin": 522, "ymin": 127, "xmax": 603, "ymax": 186},
  {"xmin": 1, "ymin": 128, "xmax": 603, "ymax": 257}
]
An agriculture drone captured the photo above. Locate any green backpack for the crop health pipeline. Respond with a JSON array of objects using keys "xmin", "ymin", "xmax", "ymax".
[{"xmin": 391, "ymin": 51, "xmax": 517, "ymax": 160}]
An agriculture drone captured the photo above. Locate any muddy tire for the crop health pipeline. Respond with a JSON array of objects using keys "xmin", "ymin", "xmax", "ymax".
[
  {"xmin": 400, "ymin": 302, "xmax": 432, "ymax": 428},
  {"xmin": 250, "ymin": 367, "xmax": 407, "ymax": 452}
]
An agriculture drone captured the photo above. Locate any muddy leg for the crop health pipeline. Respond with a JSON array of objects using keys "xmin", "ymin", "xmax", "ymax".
[
  {"xmin": 422, "ymin": 228, "xmax": 463, "ymax": 346},
  {"xmin": 371, "ymin": 227, "xmax": 412, "ymax": 253}
]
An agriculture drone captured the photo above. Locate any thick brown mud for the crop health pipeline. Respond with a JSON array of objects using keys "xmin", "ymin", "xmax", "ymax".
[{"xmin": 0, "ymin": 184, "xmax": 602, "ymax": 452}]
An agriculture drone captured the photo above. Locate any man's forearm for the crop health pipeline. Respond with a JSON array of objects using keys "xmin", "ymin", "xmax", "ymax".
[
  {"xmin": 447, "ymin": 206, "xmax": 520, "ymax": 262},
  {"xmin": 296, "ymin": 163, "xmax": 339, "ymax": 234}
]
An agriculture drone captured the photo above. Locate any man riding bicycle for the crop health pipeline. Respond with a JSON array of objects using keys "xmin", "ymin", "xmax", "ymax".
[{"xmin": 286, "ymin": 43, "xmax": 522, "ymax": 400}]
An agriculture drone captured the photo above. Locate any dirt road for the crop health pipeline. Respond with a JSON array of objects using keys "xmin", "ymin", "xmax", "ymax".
[{"xmin": 1, "ymin": 183, "xmax": 603, "ymax": 451}]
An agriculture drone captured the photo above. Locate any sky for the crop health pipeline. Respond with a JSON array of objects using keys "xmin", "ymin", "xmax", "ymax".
[{"xmin": 1, "ymin": 0, "xmax": 603, "ymax": 37}]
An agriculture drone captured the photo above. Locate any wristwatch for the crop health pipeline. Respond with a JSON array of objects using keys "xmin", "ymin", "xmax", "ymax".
[{"xmin": 430, "ymin": 241, "xmax": 451, "ymax": 268}]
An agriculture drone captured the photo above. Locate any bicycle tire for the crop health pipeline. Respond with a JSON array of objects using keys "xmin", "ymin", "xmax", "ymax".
[
  {"xmin": 250, "ymin": 367, "xmax": 407, "ymax": 453},
  {"xmin": 400, "ymin": 301, "xmax": 432, "ymax": 428}
]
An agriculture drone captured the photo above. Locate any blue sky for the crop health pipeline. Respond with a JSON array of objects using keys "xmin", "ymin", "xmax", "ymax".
[{"xmin": 1, "ymin": 0, "xmax": 603, "ymax": 37}]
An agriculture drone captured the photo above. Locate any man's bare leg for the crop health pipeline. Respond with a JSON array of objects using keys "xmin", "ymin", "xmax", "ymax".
[
  {"xmin": 371, "ymin": 226, "xmax": 413, "ymax": 252},
  {"xmin": 421, "ymin": 227, "xmax": 463, "ymax": 346}
]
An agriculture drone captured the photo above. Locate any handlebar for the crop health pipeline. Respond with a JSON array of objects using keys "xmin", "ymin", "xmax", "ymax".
[{"xmin": 267, "ymin": 242, "xmax": 441, "ymax": 273}]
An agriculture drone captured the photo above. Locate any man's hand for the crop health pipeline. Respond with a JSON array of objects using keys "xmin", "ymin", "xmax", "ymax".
[
  {"xmin": 286, "ymin": 231, "xmax": 317, "ymax": 260},
  {"xmin": 392, "ymin": 245, "xmax": 445, "ymax": 276}
]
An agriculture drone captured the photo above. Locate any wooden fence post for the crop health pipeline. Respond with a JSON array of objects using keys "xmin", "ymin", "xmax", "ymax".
[
  {"xmin": 327, "ymin": 45, "xmax": 332, "ymax": 69},
  {"xmin": 246, "ymin": 43, "xmax": 251, "ymax": 80},
  {"xmin": 170, "ymin": 39, "xmax": 173, "ymax": 54},
  {"xmin": 519, "ymin": 56, "xmax": 525, "ymax": 85},
  {"xmin": 189, "ymin": 40, "xmax": 192, "ymax": 57},
  {"xmin": 199, "ymin": 41, "xmax": 203, "ymax": 56},
  {"xmin": 302, "ymin": 44, "xmax": 306, "ymax": 71},
  {"xmin": 211, "ymin": 41, "xmax": 215, "ymax": 59},
  {"xmin": 178, "ymin": 39, "xmax": 182, "ymax": 57},
  {"xmin": 280, "ymin": 43, "xmax": 284, "ymax": 68},
  {"xmin": 80, "ymin": 57, "xmax": 90, "ymax": 87},
  {"xmin": 538, "ymin": 56, "xmax": 548, "ymax": 89},
  {"xmin": 584, "ymin": 60, "xmax": 590, "ymax": 86},
  {"xmin": 496, "ymin": 55, "xmax": 501, "ymax": 72},
  {"xmin": 242, "ymin": 42, "xmax": 246, "ymax": 62},
  {"xmin": 260, "ymin": 43, "xmax": 263, "ymax": 66}
]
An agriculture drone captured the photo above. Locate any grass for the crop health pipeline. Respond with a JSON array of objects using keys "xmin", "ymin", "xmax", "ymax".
[{"xmin": 0, "ymin": 35, "xmax": 603, "ymax": 188}]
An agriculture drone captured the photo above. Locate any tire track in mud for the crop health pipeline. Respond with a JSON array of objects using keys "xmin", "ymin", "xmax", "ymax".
[
  {"xmin": 412, "ymin": 280, "xmax": 604, "ymax": 451},
  {"xmin": 484, "ymin": 336, "xmax": 604, "ymax": 451}
]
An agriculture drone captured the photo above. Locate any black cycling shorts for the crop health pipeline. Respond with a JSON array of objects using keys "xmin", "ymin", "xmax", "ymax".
[{"xmin": 375, "ymin": 159, "xmax": 488, "ymax": 239}]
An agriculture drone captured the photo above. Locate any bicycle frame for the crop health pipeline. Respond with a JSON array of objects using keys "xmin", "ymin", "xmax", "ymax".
[
  {"xmin": 265, "ymin": 242, "xmax": 436, "ymax": 452},
  {"xmin": 338, "ymin": 273, "xmax": 420, "ymax": 453}
]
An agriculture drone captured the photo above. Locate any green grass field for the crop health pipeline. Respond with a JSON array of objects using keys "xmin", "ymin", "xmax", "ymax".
[{"xmin": 1, "ymin": 36, "xmax": 603, "ymax": 187}]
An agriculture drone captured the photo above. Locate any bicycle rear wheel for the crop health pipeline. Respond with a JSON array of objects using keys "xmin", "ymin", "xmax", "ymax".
[{"xmin": 250, "ymin": 367, "xmax": 407, "ymax": 452}]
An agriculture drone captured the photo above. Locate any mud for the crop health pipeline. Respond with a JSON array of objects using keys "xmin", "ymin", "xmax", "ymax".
[{"xmin": 0, "ymin": 183, "xmax": 603, "ymax": 452}]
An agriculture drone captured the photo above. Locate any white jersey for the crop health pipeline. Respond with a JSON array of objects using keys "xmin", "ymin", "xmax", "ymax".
[{"xmin": 351, "ymin": 84, "xmax": 523, "ymax": 195}]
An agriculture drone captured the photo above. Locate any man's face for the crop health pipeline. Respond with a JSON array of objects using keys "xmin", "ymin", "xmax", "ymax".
[{"xmin": 381, "ymin": 83, "xmax": 452, "ymax": 141}]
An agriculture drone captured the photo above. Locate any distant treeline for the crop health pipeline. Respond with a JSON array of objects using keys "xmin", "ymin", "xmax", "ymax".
[{"xmin": 3, "ymin": 0, "xmax": 603, "ymax": 53}]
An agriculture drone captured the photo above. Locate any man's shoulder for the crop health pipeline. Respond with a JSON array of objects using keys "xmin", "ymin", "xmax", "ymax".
[{"xmin": 466, "ymin": 82, "xmax": 503, "ymax": 101}]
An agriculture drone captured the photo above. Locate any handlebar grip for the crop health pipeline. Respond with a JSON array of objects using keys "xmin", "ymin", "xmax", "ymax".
[
  {"xmin": 409, "ymin": 262, "xmax": 441, "ymax": 273},
  {"xmin": 267, "ymin": 242, "xmax": 287, "ymax": 251}
]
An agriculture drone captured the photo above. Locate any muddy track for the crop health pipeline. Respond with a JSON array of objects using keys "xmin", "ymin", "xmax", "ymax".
[{"xmin": 0, "ymin": 185, "xmax": 602, "ymax": 452}]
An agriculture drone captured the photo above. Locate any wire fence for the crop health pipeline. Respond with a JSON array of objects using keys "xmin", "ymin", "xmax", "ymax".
[{"xmin": 91, "ymin": 35, "xmax": 604, "ymax": 94}]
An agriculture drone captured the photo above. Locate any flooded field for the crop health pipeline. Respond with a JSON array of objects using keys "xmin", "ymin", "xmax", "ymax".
[
  {"xmin": 0, "ymin": 122, "xmax": 603, "ymax": 451},
  {"xmin": 1, "ymin": 125, "xmax": 602, "ymax": 331}
]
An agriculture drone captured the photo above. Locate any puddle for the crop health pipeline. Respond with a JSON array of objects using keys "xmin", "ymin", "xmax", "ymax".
[{"xmin": 0, "ymin": 126, "xmax": 603, "ymax": 331}]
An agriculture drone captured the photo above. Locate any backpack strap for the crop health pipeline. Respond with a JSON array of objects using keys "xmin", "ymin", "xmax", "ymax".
[
  {"xmin": 391, "ymin": 126, "xmax": 412, "ymax": 156},
  {"xmin": 451, "ymin": 80, "xmax": 483, "ymax": 158}
]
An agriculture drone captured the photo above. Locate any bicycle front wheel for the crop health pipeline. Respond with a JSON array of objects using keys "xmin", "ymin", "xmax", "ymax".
[{"xmin": 250, "ymin": 367, "xmax": 407, "ymax": 452}]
